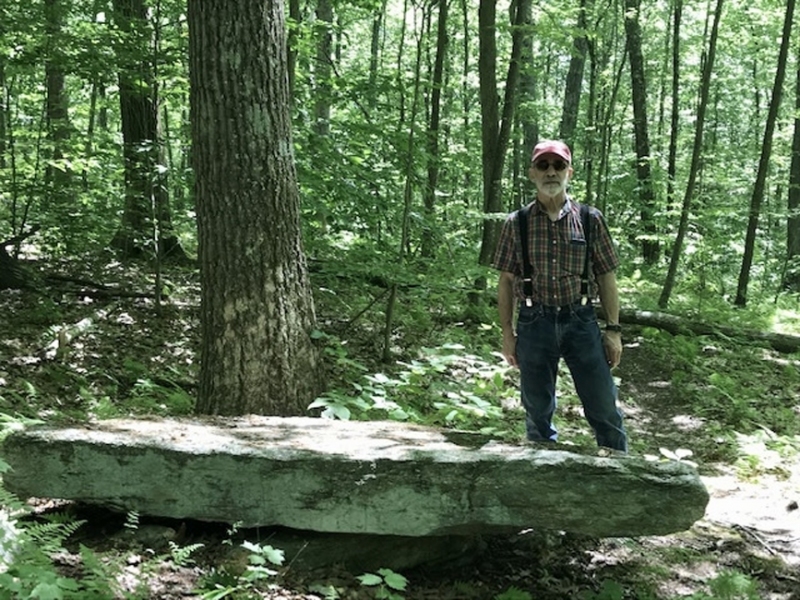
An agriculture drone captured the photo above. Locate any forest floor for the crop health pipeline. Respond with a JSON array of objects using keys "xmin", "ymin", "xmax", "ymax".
[{"xmin": 1, "ymin": 259, "xmax": 799, "ymax": 599}]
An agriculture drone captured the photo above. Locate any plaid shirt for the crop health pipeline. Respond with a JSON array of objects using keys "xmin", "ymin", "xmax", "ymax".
[{"xmin": 492, "ymin": 197, "xmax": 620, "ymax": 306}]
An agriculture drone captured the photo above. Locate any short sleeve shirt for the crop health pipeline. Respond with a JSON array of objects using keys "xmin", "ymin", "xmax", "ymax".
[{"xmin": 491, "ymin": 198, "xmax": 620, "ymax": 306}]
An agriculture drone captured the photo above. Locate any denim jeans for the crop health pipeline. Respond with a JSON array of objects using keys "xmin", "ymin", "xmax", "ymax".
[{"xmin": 515, "ymin": 302, "xmax": 628, "ymax": 452}]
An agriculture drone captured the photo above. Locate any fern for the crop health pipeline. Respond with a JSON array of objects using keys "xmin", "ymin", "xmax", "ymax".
[
  {"xmin": 169, "ymin": 541, "xmax": 204, "ymax": 567},
  {"xmin": 23, "ymin": 514, "xmax": 85, "ymax": 555},
  {"xmin": 75, "ymin": 544, "xmax": 122, "ymax": 600}
]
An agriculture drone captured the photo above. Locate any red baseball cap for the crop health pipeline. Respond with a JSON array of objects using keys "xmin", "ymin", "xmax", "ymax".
[{"xmin": 530, "ymin": 140, "xmax": 571, "ymax": 165}]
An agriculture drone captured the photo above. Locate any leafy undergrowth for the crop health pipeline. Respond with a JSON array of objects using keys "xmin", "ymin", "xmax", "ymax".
[{"xmin": 1, "ymin": 257, "xmax": 799, "ymax": 599}]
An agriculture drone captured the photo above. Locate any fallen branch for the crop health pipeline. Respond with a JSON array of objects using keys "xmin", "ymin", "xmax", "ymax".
[
  {"xmin": 596, "ymin": 307, "xmax": 800, "ymax": 354},
  {"xmin": 45, "ymin": 275, "xmax": 160, "ymax": 300},
  {"xmin": 41, "ymin": 306, "xmax": 115, "ymax": 360}
]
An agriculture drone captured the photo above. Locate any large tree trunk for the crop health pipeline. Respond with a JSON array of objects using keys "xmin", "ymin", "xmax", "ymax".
[
  {"xmin": 624, "ymin": 0, "xmax": 659, "ymax": 264},
  {"xmin": 188, "ymin": 0, "xmax": 323, "ymax": 416},
  {"xmin": 659, "ymin": 0, "xmax": 723, "ymax": 308},
  {"xmin": 735, "ymin": 0, "xmax": 795, "ymax": 306}
]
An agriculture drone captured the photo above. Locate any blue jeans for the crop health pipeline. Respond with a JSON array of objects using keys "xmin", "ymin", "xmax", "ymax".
[{"xmin": 515, "ymin": 302, "xmax": 627, "ymax": 452}]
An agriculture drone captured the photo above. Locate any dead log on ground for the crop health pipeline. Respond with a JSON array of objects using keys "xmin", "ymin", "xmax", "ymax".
[{"xmin": 598, "ymin": 307, "xmax": 800, "ymax": 354}]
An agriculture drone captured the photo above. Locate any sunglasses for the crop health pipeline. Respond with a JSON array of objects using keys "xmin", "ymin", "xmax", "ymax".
[{"xmin": 533, "ymin": 159, "xmax": 568, "ymax": 172}]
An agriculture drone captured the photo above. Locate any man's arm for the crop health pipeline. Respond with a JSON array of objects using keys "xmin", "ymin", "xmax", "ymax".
[
  {"xmin": 596, "ymin": 270, "xmax": 622, "ymax": 368},
  {"xmin": 498, "ymin": 271, "xmax": 518, "ymax": 368}
]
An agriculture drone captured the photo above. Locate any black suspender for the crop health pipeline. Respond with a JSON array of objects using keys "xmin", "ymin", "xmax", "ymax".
[
  {"xmin": 518, "ymin": 204, "xmax": 534, "ymax": 306},
  {"xmin": 517, "ymin": 202, "xmax": 592, "ymax": 307}
]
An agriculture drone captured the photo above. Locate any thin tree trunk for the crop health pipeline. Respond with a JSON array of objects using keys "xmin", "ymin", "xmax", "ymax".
[
  {"xmin": 287, "ymin": 0, "xmax": 300, "ymax": 102},
  {"xmin": 458, "ymin": 0, "xmax": 472, "ymax": 208},
  {"xmin": 594, "ymin": 30, "xmax": 626, "ymax": 214},
  {"xmin": 314, "ymin": 0, "xmax": 333, "ymax": 137},
  {"xmin": 368, "ymin": 1, "xmax": 387, "ymax": 110},
  {"xmin": 189, "ymin": 0, "xmax": 323, "ymax": 416},
  {"xmin": 558, "ymin": 0, "xmax": 590, "ymax": 148},
  {"xmin": 477, "ymin": 0, "xmax": 531, "ymax": 267},
  {"xmin": 44, "ymin": 0, "xmax": 73, "ymax": 204},
  {"xmin": 0, "ymin": 58, "xmax": 6, "ymax": 169},
  {"xmin": 110, "ymin": 0, "xmax": 174, "ymax": 259},
  {"xmin": 658, "ymin": 0, "xmax": 723, "ymax": 308},
  {"xmin": 624, "ymin": 0, "xmax": 659, "ymax": 263},
  {"xmin": 735, "ymin": 0, "xmax": 795, "ymax": 306},
  {"xmin": 515, "ymin": 0, "xmax": 536, "ymax": 209},
  {"xmin": 666, "ymin": 0, "xmax": 682, "ymax": 214},
  {"xmin": 383, "ymin": 5, "xmax": 425, "ymax": 363},
  {"xmin": 421, "ymin": 0, "xmax": 448, "ymax": 258},
  {"xmin": 786, "ymin": 45, "xmax": 800, "ymax": 292}
]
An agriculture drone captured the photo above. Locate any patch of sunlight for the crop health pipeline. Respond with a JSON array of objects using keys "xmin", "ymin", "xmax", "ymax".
[
  {"xmin": 734, "ymin": 429, "xmax": 800, "ymax": 481},
  {"xmin": 771, "ymin": 308, "xmax": 800, "ymax": 335},
  {"xmin": 671, "ymin": 414, "xmax": 705, "ymax": 432},
  {"xmin": 330, "ymin": 230, "xmax": 359, "ymax": 250}
]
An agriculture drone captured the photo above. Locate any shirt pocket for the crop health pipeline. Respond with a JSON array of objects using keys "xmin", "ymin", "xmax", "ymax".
[{"xmin": 561, "ymin": 236, "xmax": 587, "ymax": 275}]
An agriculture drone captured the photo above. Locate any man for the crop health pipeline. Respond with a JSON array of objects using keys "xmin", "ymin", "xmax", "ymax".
[{"xmin": 492, "ymin": 139, "xmax": 627, "ymax": 452}]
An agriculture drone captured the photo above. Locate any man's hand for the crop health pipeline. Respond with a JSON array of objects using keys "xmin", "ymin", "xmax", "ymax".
[
  {"xmin": 502, "ymin": 330, "xmax": 518, "ymax": 368},
  {"xmin": 603, "ymin": 331, "xmax": 622, "ymax": 368}
]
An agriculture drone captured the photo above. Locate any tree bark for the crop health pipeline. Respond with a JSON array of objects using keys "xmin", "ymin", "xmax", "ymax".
[
  {"xmin": 188, "ymin": 0, "xmax": 323, "ymax": 416},
  {"xmin": 735, "ymin": 0, "xmax": 795, "ymax": 306},
  {"xmin": 623, "ymin": 0, "xmax": 659, "ymax": 264}
]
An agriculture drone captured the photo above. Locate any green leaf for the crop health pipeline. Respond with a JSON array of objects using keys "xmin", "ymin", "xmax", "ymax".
[
  {"xmin": 357, "ymin": 573, "xmax": 384, "ymax": 587},
  {"xmin": 30, "ymin": 582, "xmax": 64, "ymax": 600},
  {"xmin": 378, "ymin": 569, "xmax": 408, "ymax": 591},
  {"xmin": 261, "ymin": 545, "xmax": 285, "ymax": 566}
]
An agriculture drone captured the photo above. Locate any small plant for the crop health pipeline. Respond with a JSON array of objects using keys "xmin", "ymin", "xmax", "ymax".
[
  {"xmin": 309, "ymin": 344, "xmax": 512, "ymax": 434},
  {"xmin": 168, "ymin": 541, "xmax": 204, "ymax": 567},
  {"xmin": 357, "ymin": 568, "xmax": 408, "ymax": 599},
  {"xmin": 195, "ymin": 541, "xmax": 285, "ymax": 599},
  {"xmin": 494, "ymin": 586, "xmax": 533, "ymax": 600},
  {"xmin": 643, "ymin": 447, "xmax": 699, "ymax": 468},
  {"xmin": 688, "ymin": 569, "xmax": 760, "ymax": 599}
]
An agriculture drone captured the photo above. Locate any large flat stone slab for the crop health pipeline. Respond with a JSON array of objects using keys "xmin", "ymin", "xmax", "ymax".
[{"xmin": 1, "ymin": 417, "xmax": 709, "ymax": 538}]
